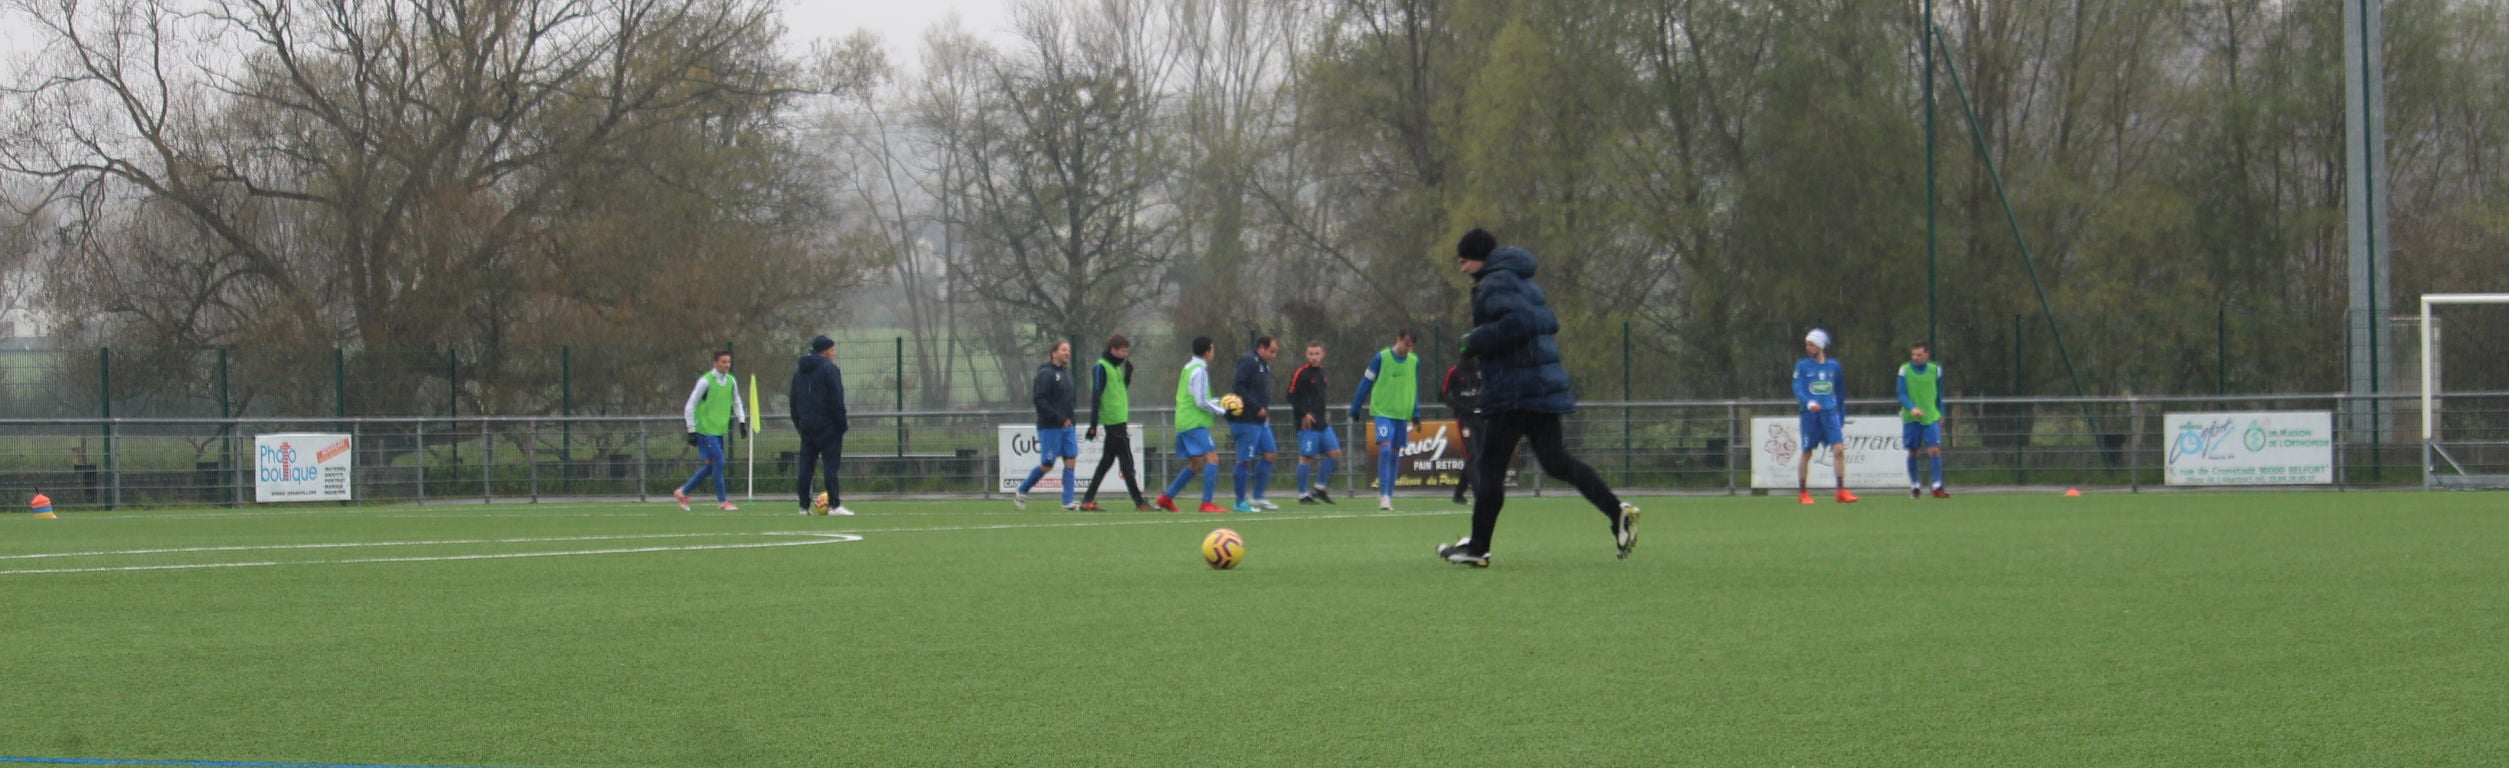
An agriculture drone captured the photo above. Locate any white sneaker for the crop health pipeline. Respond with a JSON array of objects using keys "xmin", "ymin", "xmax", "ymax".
[
  {"xmin": 1060, "ymin": 502, "xmax": 1082, "ymax": 511},
  {"xmin": 1013, "ymin": 493, "xmax": 1029, "ymax": 511},
  {"xmin": 1253, "ymin": 499, "xmax": 1279, "ymax": 511},
  {"xmin": 830, "ymin": 506, "xmax": 856, "ymax": 516},
  {"xmin": 718, "ymin": 502, "xmax": 739, "ymax": 512},
  {"xmin": 1378, "ymin": 496, "xmax": 1394, "ymax": 511},
  {"xmin": 1614, "ymin": 503, "xmax": 1640, "ymax": 560},
  {"xmin": 797, "ymin": 508, "xmax": 812, "ymax": 516}
]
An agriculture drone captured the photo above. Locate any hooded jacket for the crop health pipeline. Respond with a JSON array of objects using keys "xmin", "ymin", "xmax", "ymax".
[
  {"xmin": 789, "ymin": 353, "xmax": 849, "ymax": 444},
  {"xmin": 1459, "ymin": 246, "xmax": 1576, "ymax": 414}
]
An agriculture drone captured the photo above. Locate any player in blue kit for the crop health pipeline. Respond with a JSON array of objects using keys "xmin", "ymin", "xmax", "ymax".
[{"xmin": 1794, "ymin": 329, "xmax": 1859, "ymax": 505}]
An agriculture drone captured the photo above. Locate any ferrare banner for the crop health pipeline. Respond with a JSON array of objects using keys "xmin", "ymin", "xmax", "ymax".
[
  {"xmin": 1364, "ymin": 420, "xmax": 1518, "ymax": 490},
  {"xmin": 2163, "ymin": 411, "xmax": 2335, "ymax": 486},
  {"xmin": 996, "ymin": 425, "xmax": 1149, "ymax": 493},
  {"xmin": 1749, "ymin": 416, "xmax": 1910, "ymax": 489},
  {"xmin": 255, "ymin": 433, "xmax": 354, "ymax": 502}
]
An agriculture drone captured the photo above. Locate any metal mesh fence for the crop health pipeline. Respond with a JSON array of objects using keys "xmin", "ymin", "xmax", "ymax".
[
  {"xmin": 6, "ymin": 393, "xmax": 2502, "ymax": 512},
  {"xmin": 14, "ymin": 305, "xmax": 2492, "ymax": 419}
]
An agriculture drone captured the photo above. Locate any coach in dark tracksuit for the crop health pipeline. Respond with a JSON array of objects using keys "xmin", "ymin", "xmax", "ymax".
[
  {"xmin": 1440, "ymin": 229, "xmax": 1638, "ymax": 566},
  {"xmin": 791, "ymin": 335, "xmax": 851, "ymax": 515},
  {"xmin": 1439, "ymin": 360, "xmax": 1485, "ymax": 506}
]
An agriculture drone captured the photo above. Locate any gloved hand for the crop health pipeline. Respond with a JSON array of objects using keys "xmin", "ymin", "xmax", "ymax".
[
  {"xmin": 1352, "ymin": 408, "xmax": 1368, "ymax": 423},
  {"xmin": 685, "ymin": 431, "xmax": 699, "ymax": 447},
  {"xmin": 736, "ymin": 422, "xmax": 749, "ymax": 439},
  {"xmin": 1086, "ymin": 426, "xmax": 1099, "ymax": 441}
]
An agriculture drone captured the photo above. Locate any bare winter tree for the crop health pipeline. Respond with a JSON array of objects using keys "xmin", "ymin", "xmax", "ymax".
[
  {"xmin": 1, "ymin": 0, "xmax": 861, "ymax": 413},
  {"xmin": 952, "ymin": 0, "xmax": 1179, "ymax": 350}
]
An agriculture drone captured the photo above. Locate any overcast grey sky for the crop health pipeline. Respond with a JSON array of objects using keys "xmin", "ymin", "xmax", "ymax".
[{"xmin": 782, "ymin": 0, "xmax": 1021, "ymax": 64}]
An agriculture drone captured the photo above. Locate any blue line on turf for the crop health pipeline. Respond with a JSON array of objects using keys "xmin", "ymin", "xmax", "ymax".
[{"xmin": 0, "ymin": 758, "xmax": 512, "ymax": 768}]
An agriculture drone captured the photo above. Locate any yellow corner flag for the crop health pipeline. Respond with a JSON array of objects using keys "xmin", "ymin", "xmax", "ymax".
[{"xmin": 746, "ymin": 373, "xmax": 764, "ymax": 433}]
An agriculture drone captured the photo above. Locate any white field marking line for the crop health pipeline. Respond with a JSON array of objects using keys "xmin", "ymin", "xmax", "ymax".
[
  {"xmin": 0, "ymin": 531, "xmax": 807, "ymax": 561},
  {"xmin": 840, "ymin": 509, "xmax": 1456, "ymax": 534},
  {"xmin": 56, "ymin": 506, "xmax": 1117, "ymax": 523},
  {"xmin": 0, "ymin": 532, "xmax": 860, "ymax": 576}
]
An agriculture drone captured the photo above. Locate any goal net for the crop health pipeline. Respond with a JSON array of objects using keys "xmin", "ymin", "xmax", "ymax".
[{"xmin": 2419, "ymin": 294, "xmax": 2509, "ymax": 489}]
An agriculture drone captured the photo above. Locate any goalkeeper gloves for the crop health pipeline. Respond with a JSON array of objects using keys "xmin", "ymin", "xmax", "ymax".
[
  {"xmin": 685, "ymin": 431, "xmax": 699, "ymax": 447},
  {"xmin": 736, "ymin": 422, "xmax": 749, "ymax": 439}
]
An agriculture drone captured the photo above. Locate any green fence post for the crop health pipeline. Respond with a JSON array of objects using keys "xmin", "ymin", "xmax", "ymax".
[
  {"xmin": 335, "ymin": 347, "xmax": 347, "ymax": 506},
  {"xmin": 1430, "ymin": 324, "xmax": 1444, "ymax": 413},
  {"xmin": 1622, "ymin": 320, "xmax": 1633, "ymax": 486},
  {"xmin": 897, "ymin": 336, "xmax": 907, "ymax": 458},
  {"xmin": 447, "ymin": 348, "xmax": 460, "ymax": 465},
  {"xmin": 218, "ymin": 347, "xmax": 232, "ymax": 507},
  {"xmin": 333, "ymin": 347, "xmax": 347, "ymax": 423},
  {"xmin": 561, "ymin": 345, "xmax": 572, "ymax": 491},
  {"xmin": 2012, "ymin": 314, "xmax": 2024, "ymax": 486},
  {"xmin": 100, "ymin": 346, "xmax": 113, "ymax": 510}
]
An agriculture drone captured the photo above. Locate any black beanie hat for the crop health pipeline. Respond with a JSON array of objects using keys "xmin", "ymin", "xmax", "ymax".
[{"xmin": 1457, "ymin": 228, "xmax": 1497, "ymax": 262}]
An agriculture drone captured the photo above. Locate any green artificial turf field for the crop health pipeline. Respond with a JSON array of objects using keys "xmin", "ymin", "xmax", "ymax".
[{"xmin": 2, "ymin": 491, "xmax": 2504, "ymax": 767}]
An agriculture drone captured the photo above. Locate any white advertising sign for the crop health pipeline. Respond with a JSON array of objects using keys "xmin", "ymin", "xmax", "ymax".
[
  {"xmin": 1749, "ymin": 416, "xmax": 1913, "ymax": 489},
  {"xmin": 2162, "ymin": 411, "xmax": 2335, "ymax": 486},
  {"xmin": 255, "ymin": 433, "xmax": 354, "ymax": 502},
  {"xmin": 997, "ymin": 425, "xmax": 1150, "ymax": 493}
]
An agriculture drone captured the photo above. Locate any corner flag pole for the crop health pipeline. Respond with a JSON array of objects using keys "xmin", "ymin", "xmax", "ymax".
[{"xmin": 746, "ymin": 373, "xmax": 763, "ymax": 501}]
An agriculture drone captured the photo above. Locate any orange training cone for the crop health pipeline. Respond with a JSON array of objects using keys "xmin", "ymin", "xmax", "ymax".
[
  {"xmin": 2063, "ymin": 488, "xmax": 2082, "ymax": 497},
  {"xmin": 30, "ymin": 492, "xmax": 57, "ymax": 519}
]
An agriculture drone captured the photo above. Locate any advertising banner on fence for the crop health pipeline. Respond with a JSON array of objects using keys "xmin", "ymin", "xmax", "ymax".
[
  {"xmin": 1363, "ymin": 420, "xmax": 1517, "ymax": 490},
  {"xmin": 2162, "ymin": 411, "xmax": 2334, "ymax": 486},
  {"xmin": 1749, "ymin": 416, "xmax": 1909, "ymax": 489},
  {"xmin": 997, "ymin": 425, "xmax": 1149, "ymax": 493},
  {"xmin": 255, "ymin": 433, "xmax": 353, "ymax": 502}
]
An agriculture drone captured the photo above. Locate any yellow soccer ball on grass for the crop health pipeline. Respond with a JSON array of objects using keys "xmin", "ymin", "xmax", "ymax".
[
  {"xmin": 811, "ymin": 492, "xmax": 831, "ymax": 515},
  {"xmin": 1201, "ymin": 528, "xmax": 1244, "ymax": 570}
]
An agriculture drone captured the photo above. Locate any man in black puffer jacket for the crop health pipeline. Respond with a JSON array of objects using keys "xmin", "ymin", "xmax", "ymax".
[
  {"xmin": 790, "ymin": 335, "xmax": 853, "ymax": 516},
  {"xmin": 1437, "ymin": 229, "xmax": 1639, "ymax": 567}
]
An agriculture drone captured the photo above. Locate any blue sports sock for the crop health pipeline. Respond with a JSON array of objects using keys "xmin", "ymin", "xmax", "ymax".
[
  {"xmin": 1201, "ymin": 467, "xmax": 1218, "ymax": 503},
  {"xmin": 1254, "ymin": 459, "xmax": 1274, "ymax": 500},
  {"xmin": 1930, "ymin": 456, "xmax": 1945, "ymax": 487},
  {"xmin": 1296, "ymin": 463, "xmax": 1311, "ymax": 495},
  {"xmin": 1319, "ymin": 456, "xmax": 1337, "ymax": 488},
  {"xmin": 1379, "ymin": 443, "xmax": 1397, "ymax": 495},
  {"xmin": 1019, "ymin": 465, "xmax": 1047, "ymax": 494},
  {"xmin": 1907, "ymin": 457, "xmax": 1921, "ymax": 487},
  {"xmin": 1166, "ymin": 467, "xmax": 1195, "ymax": 498},
  {"xmin": 1061, "ymin": 465, "xmax": 1076, "ymax": 505},
  {"xmin": 1233, "ymin": 462, "xmax": 1251, "ymax": 503}
]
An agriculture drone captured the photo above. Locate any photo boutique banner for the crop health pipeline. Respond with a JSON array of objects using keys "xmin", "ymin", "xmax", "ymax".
[
  {"xmin": 1748, "ymin": 416, "xmax": 1909, "ymax": 489},
  {"xmin": 255, "ymin": 433, "xmax": 354, "ymax": 502}
]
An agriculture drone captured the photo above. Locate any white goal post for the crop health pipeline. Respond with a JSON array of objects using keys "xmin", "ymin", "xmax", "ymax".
[{"xmin": 2419, "ymin": 293, "xmax": 2509, "ymax": 489}]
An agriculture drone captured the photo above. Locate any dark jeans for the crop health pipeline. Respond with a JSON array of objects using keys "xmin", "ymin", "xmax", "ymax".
[
  {"xmin": 1452, "ymin": 417, "xmax": 1485, "ymax": 498},
  {"xmin": 1468, "ymin": 411, "xmax": 1621, "ymax": 554},
  {"xmin": 797, "ymin": 431, "xmax": 845, "ymax": 510},
  {"xmin": 1084, "ymin": 423, "xmax": 1146, "ymax": 506}
]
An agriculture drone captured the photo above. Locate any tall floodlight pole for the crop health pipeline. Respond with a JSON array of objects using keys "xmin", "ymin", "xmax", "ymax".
[
  {"xmin": 1924, "ymin": 0, "xmax": 1939, "ymax": 349},
  {"xmin": 2344, "ymin": 0, "xmax": 2390, "ymax": 451}
]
